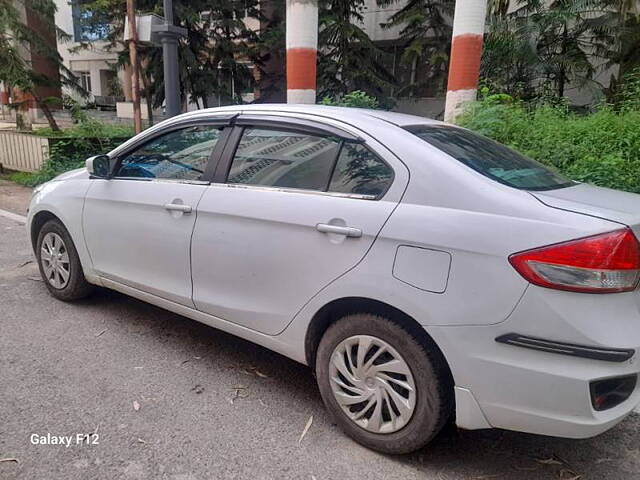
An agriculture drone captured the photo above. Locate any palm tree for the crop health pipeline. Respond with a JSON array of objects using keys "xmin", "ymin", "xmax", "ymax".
[
  {"xmin": 483, "ymin": 0, "xmax": 610, "ymax": 100},
  {"xmin": 376, "ymin": 0, "xmax": 454, "ymax": 97},
  {"xmin": 317, "ymin": 0, "xmax": 394, "ymax": 101}
]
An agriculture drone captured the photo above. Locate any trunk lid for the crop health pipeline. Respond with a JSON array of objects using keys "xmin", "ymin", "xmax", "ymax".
[{"xmin": 531, "ymin": 183, "xmax": 640, "ymax": 236}]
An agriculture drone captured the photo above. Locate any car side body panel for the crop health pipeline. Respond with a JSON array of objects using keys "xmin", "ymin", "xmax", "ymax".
[{"xmin": 27, "ymin": 169, "xmax": 100, "ymax": 285}]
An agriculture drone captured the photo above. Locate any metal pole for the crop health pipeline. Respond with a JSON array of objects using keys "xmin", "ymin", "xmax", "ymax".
[{"xmin": 162, "ymin": 0, "xmax": 181, "ymax": 117}]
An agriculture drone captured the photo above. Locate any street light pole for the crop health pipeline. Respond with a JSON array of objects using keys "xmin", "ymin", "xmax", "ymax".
[{"xmin": 153, "ymin": 0, "xmax": 186, "ymax": 118}]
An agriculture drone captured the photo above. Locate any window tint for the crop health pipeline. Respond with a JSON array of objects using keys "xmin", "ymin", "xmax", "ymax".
[
  {"xmin": 116, "ymin": 126, "xmax": 221, "ymax": 180},
  {"xmin": 406, "ymin": 125, "xmax": 574, "ymax": 191},
  {"xmin": 228, "ymin": 128, "xmax": 341, "ymax": 190},
  {"xmin": 329, "ymin": 143, "xmax": 393, "ymax": 197}
]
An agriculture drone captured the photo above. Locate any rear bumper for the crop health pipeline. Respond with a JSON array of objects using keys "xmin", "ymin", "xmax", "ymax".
[{"xmin": 427, "ymin": 285, "xmax": 640, "ymax": 438}]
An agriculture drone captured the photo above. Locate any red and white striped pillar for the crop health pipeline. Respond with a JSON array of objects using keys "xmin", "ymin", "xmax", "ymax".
[
  {"xmin": 444, "ymin": 0, "xmax": 488, "ymax": 122},
  {"xmin": 286, "ymin": 0, "xmax": 318, "ymax": 104}
]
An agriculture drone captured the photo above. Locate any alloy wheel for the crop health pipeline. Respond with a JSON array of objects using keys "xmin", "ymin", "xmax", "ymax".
[{"xmin": 40, "ymin": 232, "xmax": 70, "ymax": 289}]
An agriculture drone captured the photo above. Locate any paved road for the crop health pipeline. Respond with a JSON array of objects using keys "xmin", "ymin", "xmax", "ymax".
[{"xmin": 1, "ymin": 213, "xmax": 640, "ymax": 479}]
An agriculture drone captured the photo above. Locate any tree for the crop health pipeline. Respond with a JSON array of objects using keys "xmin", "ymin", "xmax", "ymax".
[
  {"xmin": 250, "ymin": 0, "xmax": 286, "ymax": 103},
  {"xmin": 376, "ymin": 0, "xmax": 454, "ymax": 98},
  {"xmin": 317, "ymin": 0, "xmax": 394, "ymax": 101},
  {"xmin": 77, "ymin": 0, "xmax": 260, "ymax": 114},
  {"xmin": 589, "ymin": 0, "xmax": 640, "ymax": 99},
  {"xmin": 0, "ymin": 0, "xmax": 84, "ymax": 130}
]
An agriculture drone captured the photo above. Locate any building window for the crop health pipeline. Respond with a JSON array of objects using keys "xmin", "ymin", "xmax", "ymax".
[{"xmin": 75, "ymin": 72, "xmax": 92, "ymax": 93}]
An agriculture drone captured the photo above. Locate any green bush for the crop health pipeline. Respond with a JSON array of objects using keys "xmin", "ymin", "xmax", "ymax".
[
  {"xmin": 320, "ymin": 90, "xmax": 380, "ymax": 109},
  {"xmin": 458, "ymin": 96, "xmax": 640, "ymax": 193}
]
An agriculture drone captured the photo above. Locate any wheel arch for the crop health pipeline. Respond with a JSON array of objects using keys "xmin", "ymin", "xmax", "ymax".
[
  {"xmin": 304, "ymin": 296, "xmax": 454, "ymax": 385},
  {"xmin": 30, "ymin": 210, "xmax": 63, "ymax": 250}
]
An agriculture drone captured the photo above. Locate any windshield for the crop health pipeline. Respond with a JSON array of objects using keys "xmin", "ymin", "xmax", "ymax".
[{"xmin": 405, "ymin": 125, "xmax": 575, "ymax": 191}]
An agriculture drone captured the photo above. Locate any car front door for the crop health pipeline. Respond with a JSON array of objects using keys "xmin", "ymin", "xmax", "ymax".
[
  {"xmin": 83, "ymin": 123, "xmax": 227, "ymax": 307},
  {"xmin": 191, "ymin": 116, "xmax": 408, "ymax": 335}
]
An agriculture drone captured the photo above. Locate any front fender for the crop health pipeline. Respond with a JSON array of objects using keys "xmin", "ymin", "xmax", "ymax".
[{"xmin": 27, "ymin": 178, "xmax": 100, "ymax": 285}]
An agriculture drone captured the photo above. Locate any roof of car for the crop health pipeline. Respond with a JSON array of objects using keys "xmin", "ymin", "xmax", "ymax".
[{"xmin": 177, "ymin": 103, "xmax": 446, "ymax": 128}]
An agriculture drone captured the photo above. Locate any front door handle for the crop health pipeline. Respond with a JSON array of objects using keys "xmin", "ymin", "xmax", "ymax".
[
  {"xmin": 164, "ymin": 203, "xmax": 192, "ymax": 213},
  {"xmin": 316, "ymin": 223, "xmax": 362, "ymax": 238}
]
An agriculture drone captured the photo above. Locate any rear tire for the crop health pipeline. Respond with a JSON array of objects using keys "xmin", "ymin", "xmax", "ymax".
[
  {"xmin": 315, "ymin": 313, "xmax": 453, "ymax": 454},
  {"xmin": 35, "ymin": 219, "xmax": 93, "ymax": 301}
]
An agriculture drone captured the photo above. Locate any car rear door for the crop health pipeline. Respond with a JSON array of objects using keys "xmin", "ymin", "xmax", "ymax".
[
  {"xmin": 83, "ymin": 121, "xmax": 230, "ymax": 307},
  {"xmin": 190, "ymin": 114, "xmax": 409, "ymax": 335}
]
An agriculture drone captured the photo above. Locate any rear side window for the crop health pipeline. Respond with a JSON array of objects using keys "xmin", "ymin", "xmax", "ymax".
[
  {"xmin": 227, "ymin": 127, "xmax": 394, "ymax": 197},
  {"xmin": 406, "ymin": 125, "xmax": 574, "ymax": 191},
  {"xmin": 228, "ymin": 128, "xmax": 341, "ymax": 190},
  {"xmin": 329, "ymin": 143, "xmax": 393, "ymax": 197}
]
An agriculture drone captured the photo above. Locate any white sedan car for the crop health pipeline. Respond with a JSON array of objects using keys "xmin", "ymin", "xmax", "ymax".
[{"xmin": 28, "ymin": 105, "xmax": 640, "ymax": 453}]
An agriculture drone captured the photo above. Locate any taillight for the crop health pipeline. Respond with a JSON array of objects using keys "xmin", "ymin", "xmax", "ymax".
[{"xmin": 509, "ymin": 228, "xmax": 640, "ymax": 293}]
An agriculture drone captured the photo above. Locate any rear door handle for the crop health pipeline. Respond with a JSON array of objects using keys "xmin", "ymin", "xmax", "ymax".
[
  {"xmin": 316, "ymin": 223, "xmax": 362, "ymax": 238},
  {"xmin": 164, "ymin": 203, "xmax": 192, "ymax": 213}
]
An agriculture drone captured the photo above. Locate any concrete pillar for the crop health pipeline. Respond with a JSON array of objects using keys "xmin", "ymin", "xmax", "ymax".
[
  {"xmin": 286, "ymin": 0, "xmax": 318, "ymax": 104},
  {"xmin": 444, "ymin": 0, "xmax": 488, "ymax": 123}
]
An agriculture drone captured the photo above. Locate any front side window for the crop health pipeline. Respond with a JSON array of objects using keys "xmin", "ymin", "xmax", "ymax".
[
  {"xmin": 228, "ymin": 128, "xmax": 341, "ymax": 190},
  {"xmin": 116, "ymin": 126, "xmax": 221, "ymax": 181},
  {"xmin": 406, "ymin": 125, "xmax": 574, "ymax": 191}
]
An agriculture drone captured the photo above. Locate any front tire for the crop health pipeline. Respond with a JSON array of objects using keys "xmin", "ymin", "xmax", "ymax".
[
  {"xmin": 315, "ymin": 313, "xmax": 453, "ymax": 454},
  {"xmin": 35, "ymin": 219, "xmax": 93, "ymax": 301}
]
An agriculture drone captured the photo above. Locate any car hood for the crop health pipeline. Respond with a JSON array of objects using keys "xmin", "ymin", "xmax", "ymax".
[
  {"xmin": 51, "ymin": 168, "xmax": 89, "ymax": 182},
  {"xmin": 532, "ymin": 183, "xmax": 640, "ymax": 234}
]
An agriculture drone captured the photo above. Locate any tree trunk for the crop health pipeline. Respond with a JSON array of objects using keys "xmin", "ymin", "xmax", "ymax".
[
  {"xmin": 15, "ymin": 108, "xmax": 32, "ymax": 132},
  {"xmin": 127, "ymin": 0, "xmax": 143, "ymax": 133},
  {"xmin": 33, "ymin": 94, "xmax": 61, "ymax": 132},
  {"xmin": 558, "ymin": 23, "xmax": 568, "ymax": 98},
  {"xmin": 140, "ymin": 71, "xmax": 154, "ymax": 126}
]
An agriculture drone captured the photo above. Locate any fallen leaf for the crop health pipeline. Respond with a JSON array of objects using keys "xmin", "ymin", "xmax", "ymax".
[
  {"xmin": 18, "ymin": 260, "xmax": 33, "ymax": 267},
  {"xmin": 254, "ymin": 370, "xmax": 269, "ymax": 378},
  {"xmin": 514, "ymin": 465, "xmax": 540, "ymax": 471},
  {"xmin": 298, "ymin": 415, "xmax": 313, "ymax": 444},
  {"xmin": 137, "ymin": 438, "xmax": 147, "ymax": 444},
  {"xmin": 559, "ymin": 469, "xmax": 581, "ymax": 480},
  {"xmin": 95, "ymin": 329, "xmax": 107, "ymax": 337},
  {"xmin": 28, "ymin": 276, "xmax": 42, "ymax": 282},
  {"xmin": 133, "ymin": 400, "xmax": 140, "ymax": 411},
  {"xmin": 229, "ymin": 386, "xmax": 248, "ymax": 404},
  {"xmin": 536, "ymin": 457, "xmax": 563, "ymax": 465},
  {"xmin": 0, "ymin": 458, "xmax": 19, "ymax": 464}
]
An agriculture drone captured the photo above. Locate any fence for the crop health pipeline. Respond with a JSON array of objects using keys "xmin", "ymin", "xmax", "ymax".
[{"xmin": 0, "ymin": 131, "xmax": 49, "ymax": 172}]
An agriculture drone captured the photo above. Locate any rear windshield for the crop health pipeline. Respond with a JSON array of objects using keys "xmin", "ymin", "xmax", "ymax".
[{"xmin": 405, "ymin": 125, "xmax": 575, "ymax": 191}]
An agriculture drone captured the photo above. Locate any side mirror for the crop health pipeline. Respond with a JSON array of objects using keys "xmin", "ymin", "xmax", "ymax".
[{"xmin": 86, "ymin": 155, "xmax": 111, "ymax": 179}]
